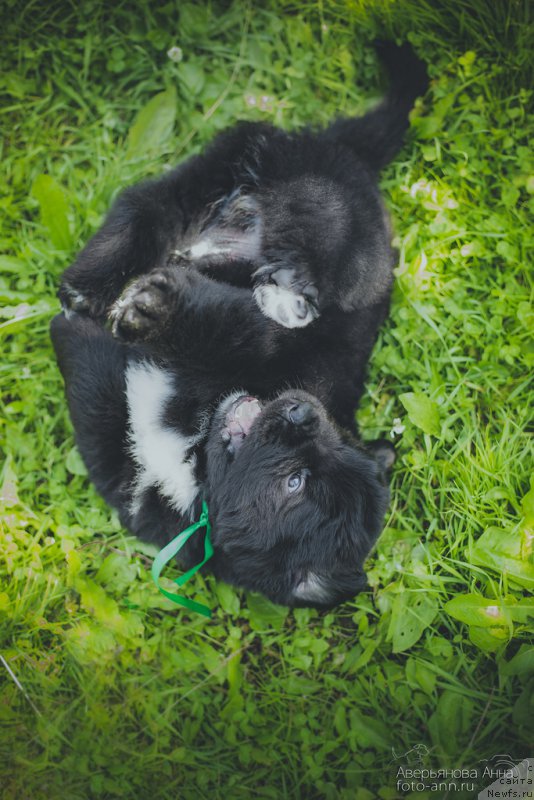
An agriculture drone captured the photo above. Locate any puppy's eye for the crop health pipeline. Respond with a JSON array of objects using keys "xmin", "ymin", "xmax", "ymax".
[{"xmin": 287, "ymin": 472, "xmax": 304, "ymax": 493}]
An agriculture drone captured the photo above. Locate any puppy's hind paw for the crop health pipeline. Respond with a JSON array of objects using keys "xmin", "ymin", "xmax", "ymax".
[
  {"xmin": 253, "ymin": 267, "xmax": 319, "ymax": 329},
  {"xmin": 109, "ymin": 271, "xmax": 171, "ymax": 341}
]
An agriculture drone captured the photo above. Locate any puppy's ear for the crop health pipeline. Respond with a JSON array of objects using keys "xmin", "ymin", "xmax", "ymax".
[
  {"xmin": 366, "ymin": 439, "xmax": 396, "ymax": 472},
  {"xmin": 293, "ymin": 571, "xmax": 368, "ymax": 607}
]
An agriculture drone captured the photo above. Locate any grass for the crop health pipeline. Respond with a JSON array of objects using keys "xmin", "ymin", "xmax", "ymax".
[{"xmin": 1, "ymin": 1, "xmax": 533, "ymax": 798}]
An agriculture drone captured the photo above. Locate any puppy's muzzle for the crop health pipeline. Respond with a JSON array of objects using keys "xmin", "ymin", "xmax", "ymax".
[
  {"xmin": 278, "ymin": 399, "xmax": 319, "ymax": 442},
  {"xmin": 285, "ymin": 401, "xmax": 315, "ymax": 428}
]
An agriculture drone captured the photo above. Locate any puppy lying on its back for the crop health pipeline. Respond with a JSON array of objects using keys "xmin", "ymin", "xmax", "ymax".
[{"xmin": 52, "ymin": 43, "xmax": 427, "ymax": 608}]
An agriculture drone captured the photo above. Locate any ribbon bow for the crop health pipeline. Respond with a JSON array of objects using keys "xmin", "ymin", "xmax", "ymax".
[{"xmin": 151, "ymin": 501, "xmax": 214, "ymax": 618}]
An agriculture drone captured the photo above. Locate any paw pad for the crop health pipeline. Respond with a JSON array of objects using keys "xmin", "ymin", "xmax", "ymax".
[{"xmin": 109, "ymin": 272, "xmax": 170, "ymax": 340}]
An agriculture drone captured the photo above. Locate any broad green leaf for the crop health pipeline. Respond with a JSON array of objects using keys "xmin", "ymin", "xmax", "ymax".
[
  {"xmin": 521, "ymin": 473, "xmax": 534, "ymax": 525},
  {"xmin": 425, "ymin": 636, "xmax": 453, "ymax": 662},
  {"xmin": 405, "ymin": 657, "xmax": 437, "ymax": 695},
  {"xmin": 334, "ymin": 703, "xmax": 348, "ymax": 736},
  {"xmin": 65, "ymin": 549, "xmax": 82, "ymax": 583},
  {"xmin": 246, "ymin": 592, "xmax": 288, "ymax": 631},
  {"xmin": 513, "ymin": 683, "xmax": 534, "ymax": 728},
  {"xmin": 179, "ymin": 62, "xmax": 205, "ymax": 95},
  {"xmin": 75, "ymin": 577, "xmax": 144, "ymax": 638},
  {"xmin": 411, "ymin": 94, "xmax": 456, "ymax": 139},
  {"xmin": 215, "ymin": 581, "xmax": 240, "ymax": 615},
  {"xmin": 226, "ymin": 651, "xmax": 243, "ymax": 696},
  {"xmin": 444, "ymin": 593, "xmax": 510, "ymax": 627},
  {"xmin": 96, "ymin": 553, "xmax": 138, "ymax": 592},
  {"xmin": 344, "ymin": 639, "xmax": 378, "ymax": 672},
  {"xmin": 470, "ymin": 526, "xmax": 534, "ymax": 589},
  {"xmin": 428, "ymin": 690, "xmax": 475, "ymax": 756},
  {"xmin": 349, "ymin": 709, "xmax": 390, "ymax": 749},
  {"xmin": 31, "ymin": 174, "xmax": 72, "ymax": 250},
  {"xmin": 126, "ymin": 86, "xmax": 177, "ymax": 158},
  {"xmin": 468, "ymin": 625, "xmax": 509, "ymax": 652},
  {"xmin": 65, "ymin": 621, "xmax": 117, "ymax": 664},
  {"xmin": 508, "ymin": 598, "xmax": 534, "ymax": 623},
  {"xmin": 0, "ymin": 256, "xmax": 25, "ymax": 273},
  {"xmin": 387, "ymin": 591, "xmax": 438, "ymax": 653},
  {"xmin": 399, "ymin": 391, "xmax": 441, "ymax": 436},
  {"xmin": 500, "ymin": 645, "xmax": 534, "ymax": 677},
  {"xmin": 65, "ymin": 446, "xmax": 88, "ymax": 476}
]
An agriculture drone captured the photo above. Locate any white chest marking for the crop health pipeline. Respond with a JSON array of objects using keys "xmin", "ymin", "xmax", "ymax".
[{"xmin": 125, "ymin": 362, "xmax": 201, "ymax": 515}]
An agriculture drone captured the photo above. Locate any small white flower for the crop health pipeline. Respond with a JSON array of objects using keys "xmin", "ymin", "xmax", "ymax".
[
  {"xmin": 390, "ymin": 418, "xmax": 405, "ymax": 438},
  {"xmin": 167, "ymin": 46, "xmax": 183, "ymax": 63},
  {"xmin": 245, "ymin": 94, "xmax": 257, "ymax": 107}
]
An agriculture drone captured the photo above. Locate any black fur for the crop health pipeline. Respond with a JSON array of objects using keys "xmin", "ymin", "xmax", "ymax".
[{"xmin": 52, "ymin": 42, "xmax": 427, "ymax": 609}]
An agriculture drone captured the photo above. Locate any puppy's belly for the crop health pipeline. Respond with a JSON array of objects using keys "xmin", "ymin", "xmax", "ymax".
[
  {"xmin": 172, "ymin": 191, "xmax": 263, "ymax": 266},
  {"xmin": 125, "ymin": 361, "xmax": 202, "ymax": 515}
]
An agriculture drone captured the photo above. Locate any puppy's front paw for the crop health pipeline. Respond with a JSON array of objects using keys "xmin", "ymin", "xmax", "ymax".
[
  {"xmin": 110, "ymin": 271, "xmax": 171, "ymax": 341},
  {"xmin": 253, "ymin": 267, "xmax": 319, "ymax": 328}
]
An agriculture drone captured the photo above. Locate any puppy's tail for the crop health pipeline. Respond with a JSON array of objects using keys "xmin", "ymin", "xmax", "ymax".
[{"xmin": 325, "ymin": 41, "xmax": 428, "ymax": 171}]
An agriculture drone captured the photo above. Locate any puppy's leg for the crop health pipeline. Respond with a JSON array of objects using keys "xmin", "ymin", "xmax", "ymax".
[
  {"xmin": 50, "ymin": 313, "xmax": 132, "ymax": 510},
  {"xmin": 59, "ymin": 122, "xmax": 278, "ymax": 319},
  {"xmin": 110, "ymin": 267, "xmax": 277, "ymax": 371},
  {"xmin": 58, "ymin": 178, "xmax": 182, "ymax": 320},
  {"xmin": 249, "ymin": 176, "xmax": 347, "ymax": 328}
]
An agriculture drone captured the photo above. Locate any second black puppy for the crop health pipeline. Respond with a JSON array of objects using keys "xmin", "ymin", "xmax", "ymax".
[{"xmin": 53, "ymin": 43, "xmax": 427, "ymax": 608}]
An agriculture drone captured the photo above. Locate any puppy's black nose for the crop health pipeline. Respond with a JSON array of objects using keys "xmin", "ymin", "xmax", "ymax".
[{"xmin": 287, "ymin": 401, "xmax": 315, "ymax": 427}]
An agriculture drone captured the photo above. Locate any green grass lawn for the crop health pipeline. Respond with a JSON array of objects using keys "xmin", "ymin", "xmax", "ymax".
[{"xmin": 1, "ymin": 1, "xmax": 532, "ymax": 798}]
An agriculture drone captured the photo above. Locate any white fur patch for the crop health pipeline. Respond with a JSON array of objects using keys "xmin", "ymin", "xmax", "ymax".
[
  {"xmin": 293, "ymin": 572, "xmax": 332, "ymax": 603},
  {"xmin": 189, "ymin": 238, "xmax": 229, "ymax": 259},
  {"xmin": 125, "ymin": 362, "xmax": 201, "ymax": 515},
  {"xmin": 186, "ymin": 225, "xmax": 262, "ymax": 263},
  {"xmin": 253, "ymin": 285, "xmax": 318, "ymax": 328}
]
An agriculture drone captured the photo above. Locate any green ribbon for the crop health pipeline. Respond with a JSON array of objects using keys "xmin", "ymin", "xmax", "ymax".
[{"xmin": 151, "ymin": 501, "xmax": 214, "ymax": 618}]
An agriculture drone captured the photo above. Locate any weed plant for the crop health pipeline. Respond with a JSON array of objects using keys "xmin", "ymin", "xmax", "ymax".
[{"xmin": 1, "ymin": 1, "xmax": 532, "ymax": 798}]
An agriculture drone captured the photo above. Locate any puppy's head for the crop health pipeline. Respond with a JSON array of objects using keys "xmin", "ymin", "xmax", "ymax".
[{"xmin": 203, "ymin": 390, "xmax": 393, "ymax": 608}]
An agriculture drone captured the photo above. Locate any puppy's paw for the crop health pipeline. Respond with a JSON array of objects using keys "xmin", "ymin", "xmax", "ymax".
[
  {"xmin": 253, "ymin": 267, "xmax": 319, "ymax": 328},
  {"xmin": 110, "ymin": 271, "xmax": 172, "ymax": 341}
]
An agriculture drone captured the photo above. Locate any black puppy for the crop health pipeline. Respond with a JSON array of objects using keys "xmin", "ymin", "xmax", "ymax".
[{"xmin": 52, "ymin": 43, "xmax": 427, "ymax": 608}]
